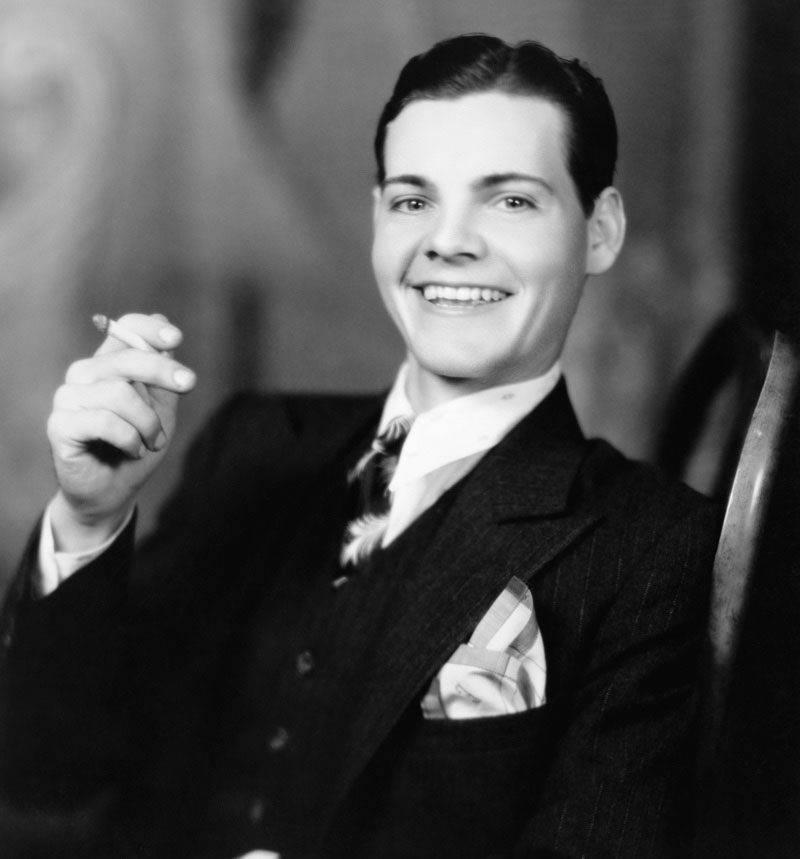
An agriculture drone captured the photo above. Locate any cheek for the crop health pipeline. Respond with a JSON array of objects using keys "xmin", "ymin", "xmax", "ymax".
[
  {"xmin": 371, "ymin": 239, "xmax": 406, "ymax": 325},
  {"xmin": 503, "ymin": 246, "xmax": 562, "ymax": 289},
  {"xmin": 501, "ymin": 226, "xmax": 585, "ymax": 287},
  {"xmin": 372, "ymin": 227, "xmax": 401, "ymax": 277},
  {"xmin": 372, "ymin": 227, "xmax": 420, "ymax": 292}
]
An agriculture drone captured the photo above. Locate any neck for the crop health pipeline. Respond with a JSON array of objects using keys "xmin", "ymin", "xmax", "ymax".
[
  {"xmin": 402, "ymin": 358, "xmax": 559, "ymax": 413},
  {"xmin": 403, "ymin": 368, "xmax": 480, "ymax": 414}
]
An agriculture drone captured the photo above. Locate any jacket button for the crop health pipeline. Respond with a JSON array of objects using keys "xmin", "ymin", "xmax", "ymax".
[
  {"xmin": 267, "ymin": 726, "xmax": 290, "ymax": 752},
  {"xmin": 248, "ymin": 797, "xmax": 266, "ymax": 824},
  {"xmin": 295, "ymin": 650, "xmax": 315, "ymax": 676}
]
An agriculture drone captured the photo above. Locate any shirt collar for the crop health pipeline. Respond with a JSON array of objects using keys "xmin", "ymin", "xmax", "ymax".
[{"xmin": 379, "ymin": 362, "xmax": 562, "ymax": 488}]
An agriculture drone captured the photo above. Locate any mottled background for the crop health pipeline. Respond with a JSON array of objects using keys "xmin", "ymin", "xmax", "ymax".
[{"xmin": 0, "ymin": 0, "xmax": 797, "ymax": 587}]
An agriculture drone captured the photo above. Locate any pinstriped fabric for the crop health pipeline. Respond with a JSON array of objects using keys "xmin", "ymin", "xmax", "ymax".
[{"xmin": 0, "ymin": 387, "xmax": 720, "ymax": 857}]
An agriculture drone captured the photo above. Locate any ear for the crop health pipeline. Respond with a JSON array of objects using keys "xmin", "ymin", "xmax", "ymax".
[{"xmin": 585, "ymin": 187, "xmax": 626, "ymax": 275}]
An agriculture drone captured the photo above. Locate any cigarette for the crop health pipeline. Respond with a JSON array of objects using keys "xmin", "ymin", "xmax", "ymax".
[{"xmin": 92, "ymin": 314, "xmax": 157, "ymax": 353}]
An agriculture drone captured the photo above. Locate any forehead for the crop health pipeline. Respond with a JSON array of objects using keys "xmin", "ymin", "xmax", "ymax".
[{"xmin": 383, "ymin": 92, "xmax": 570, "ymax": 182}]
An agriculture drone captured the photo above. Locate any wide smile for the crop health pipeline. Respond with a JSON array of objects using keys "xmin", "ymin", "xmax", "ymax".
[{"xmin": 412, "ymin": 283, "xmax": 512, "ymax": 308}]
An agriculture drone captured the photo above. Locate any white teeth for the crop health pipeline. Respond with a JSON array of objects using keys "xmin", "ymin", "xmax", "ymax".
[{"xmin": 419, "ymin": 285, "xmax": 508, "ymax": 304}]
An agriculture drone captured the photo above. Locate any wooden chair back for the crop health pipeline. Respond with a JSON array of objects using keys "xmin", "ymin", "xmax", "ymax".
[{"xmin": 694, "ymin": 328, "xmax": 800, "ymax": 855}]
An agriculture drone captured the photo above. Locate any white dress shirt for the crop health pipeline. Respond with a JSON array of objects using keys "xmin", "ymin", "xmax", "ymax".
[
  {"xmin": 37, "ymin": 505, "xmax": 134, "ymax": 596},
  {"xmin": 377, "ymin": 361, "xmax": 561, "ymax": 546}
]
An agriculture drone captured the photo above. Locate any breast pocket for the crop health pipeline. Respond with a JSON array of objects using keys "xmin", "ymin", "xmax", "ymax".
[
  {"xmin": 413, "ymin": 698, "xmax": 558, "ymax": 763},
  {"xmin": 344, "ymin": 702, "xmax": 563, "ymax": 859},
  {"xmin": 413, "ymin": 703, "xmax": 560, "ymax": 834}
]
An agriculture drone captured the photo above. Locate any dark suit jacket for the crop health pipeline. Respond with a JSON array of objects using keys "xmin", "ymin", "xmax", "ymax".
[{"xmin": 0, "ymin": 382, "xmax": 718, "ymax": 858}]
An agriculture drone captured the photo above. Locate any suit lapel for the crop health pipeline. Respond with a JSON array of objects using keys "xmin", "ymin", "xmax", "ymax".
[{"xmin": 331, "ymin": 381, "xmax": 601, "ymax": 809}]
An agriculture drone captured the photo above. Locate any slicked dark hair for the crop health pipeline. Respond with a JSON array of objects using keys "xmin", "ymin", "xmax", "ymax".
[{"xmin": 374, "ymin": 34, "xmax": 618, "ymax": 215}]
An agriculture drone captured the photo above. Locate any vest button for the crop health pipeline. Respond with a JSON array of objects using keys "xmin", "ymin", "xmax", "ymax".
[
  {"xmin": 295, "ymin": 650, "xmax": 315, "ymax": 676},
  {"xmin": 267, "ymin": 726, "xmax": 290, "ymax": 752},
  {"xmin": 248, "ymin": 797, "xmax": 266, "ymax": 824}
]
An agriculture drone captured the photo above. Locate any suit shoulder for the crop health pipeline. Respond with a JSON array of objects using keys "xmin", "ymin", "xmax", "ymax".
[
  {"xmin": 216, "ymin": 389, "xmax": 382, "ymax": 437},
  {"xmin": 579, "ymin": 437, "xmax": 719, "ymax": 530},
  {"xmin": 192, "ymin": 389, "xmax": 383, "ymax": 475},
  {"xmin": 570, "ymin": 440, "xmax": 720, "ymax": 614}
]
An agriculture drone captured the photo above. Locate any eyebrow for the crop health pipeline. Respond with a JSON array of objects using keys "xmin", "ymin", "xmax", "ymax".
[
  {"xmin": 477, "ymin": 172, "xmax": 555, "ymax": 195},
  {"xmin": 380, "ymin": 174, "xmax": 429, "ymax": 192},
  {"xmin": 380, "ymin": 172, "xmax": 555, "ymax": 195}
]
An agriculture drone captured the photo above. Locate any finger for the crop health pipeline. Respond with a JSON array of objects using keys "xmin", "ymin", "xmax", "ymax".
[
  {"xmin": 135, "ymin": 379, "xmax": 180, "ymax": 418},
  {"xmin": 95, "ymin": 313, "xmax": 183, "ymax": 356},
  {"xmin": 53, "ymin": 380, "xmax": 168, "ymax": 452},
  {"xmin": 129, "ymin": 381, "xmax": 180, "ymax": 442},
  {"xmin": 65, "ymin": 349, "xmax": 196, "ymax": 393},
  {"xmin": 48, "ymin": 407, "xmax": 151, "ymax": 461}
]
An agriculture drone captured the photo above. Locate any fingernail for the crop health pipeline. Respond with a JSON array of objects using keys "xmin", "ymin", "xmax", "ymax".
[
  {"xmin": 173, "ymin": 368, "xmax": 195, "ymax": 390},
  {"xmin": 153, "ymin": 430, "xmax": 167, "ymax": 451},
  {"xmin": 159, "ymin": 325, "xmax": 180, "ymax": 346}
]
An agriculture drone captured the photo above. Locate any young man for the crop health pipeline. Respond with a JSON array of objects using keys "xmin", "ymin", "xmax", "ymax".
[{"xmin": 0, "ymin": 35, "xmax": 717, "ymax": 858}]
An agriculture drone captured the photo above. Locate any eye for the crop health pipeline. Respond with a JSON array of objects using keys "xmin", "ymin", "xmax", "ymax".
[
  {"xmin": 390, "ymin": 197, "xmax": 429, "ymax": 214},
  {"xmin": 496, "ymin": 194, "xmax": 536, "ymax": 212}
]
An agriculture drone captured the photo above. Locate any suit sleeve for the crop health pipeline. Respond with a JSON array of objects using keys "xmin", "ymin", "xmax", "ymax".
[
  {"xmin": 0, "ymin": 393, "xmax": 256, "ymax": 835},
  {"xmin": 0, "ymin": 512, "xmax": 136, "ymax": 858},
  {"xmin": 516, "ymin": 501, "xmax": 717, "ymax": 858},
  {"xmin": 0, "ymin": 391, "xmax": 253, "ymax": 669}
]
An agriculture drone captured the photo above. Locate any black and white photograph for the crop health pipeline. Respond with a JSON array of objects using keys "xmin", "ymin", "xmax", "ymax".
[{"xmin": 0, "ymin": 1, "xmax": 797, "ymax": 856}]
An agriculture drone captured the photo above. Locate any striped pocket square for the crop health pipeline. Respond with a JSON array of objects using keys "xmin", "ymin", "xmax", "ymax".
[{"xmin": 422, "ymin": 576, "xmax": 546, "ymax": 719}]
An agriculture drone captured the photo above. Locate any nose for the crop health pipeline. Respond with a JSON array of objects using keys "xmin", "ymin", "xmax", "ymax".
[{"xmin": 422, "ymin": 207, "xmax": 486, "ymax": 261}]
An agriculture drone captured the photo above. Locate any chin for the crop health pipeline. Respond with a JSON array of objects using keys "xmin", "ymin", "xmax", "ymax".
[{"xmin": 414, "ymin": 347, "xmax": 505, "ymax": 385}]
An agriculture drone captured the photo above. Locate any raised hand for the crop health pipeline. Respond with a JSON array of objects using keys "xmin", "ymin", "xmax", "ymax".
[{"xmin": 47, "ymin": 313, "xmax": 196, "ymax": 552}]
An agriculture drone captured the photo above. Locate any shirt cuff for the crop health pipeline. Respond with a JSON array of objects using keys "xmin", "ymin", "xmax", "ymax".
[{"xmin": 37, "ymin": 499, "xmax": 135, "ymax": 597}]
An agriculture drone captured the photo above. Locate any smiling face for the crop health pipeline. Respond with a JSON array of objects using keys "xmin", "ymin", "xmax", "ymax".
[{"xmin": 372, "ymin": 91, "xmax": 623, "ymax": 412}]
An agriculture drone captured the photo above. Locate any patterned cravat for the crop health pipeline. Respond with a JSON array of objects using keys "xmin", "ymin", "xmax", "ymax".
[{"xmin": 340, "ymin": 415, "xmax": 414, "ymax": 568}]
